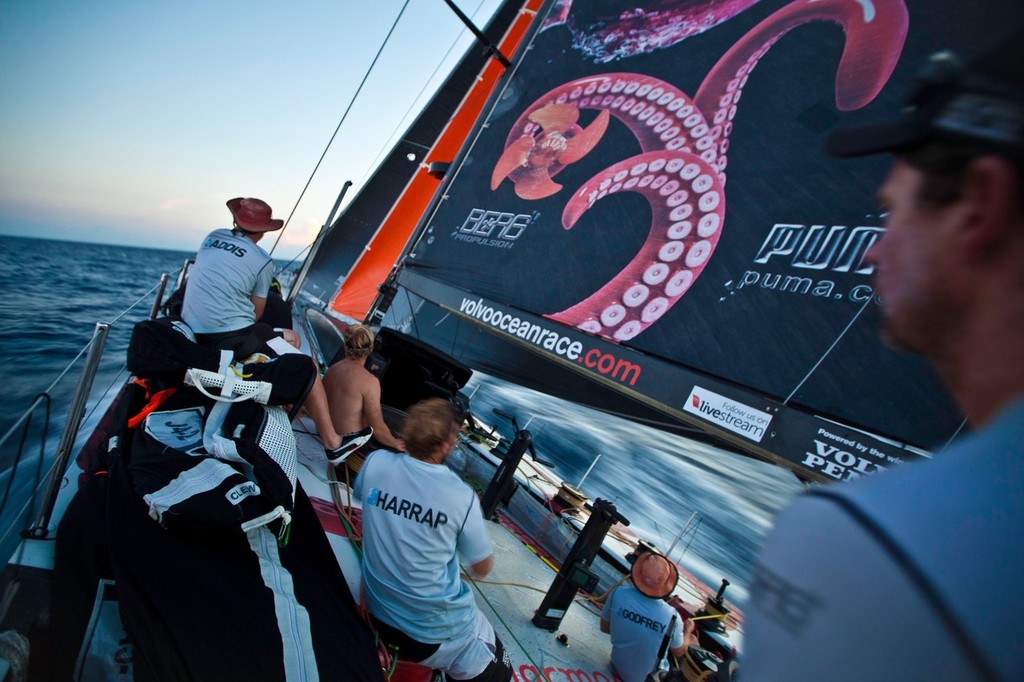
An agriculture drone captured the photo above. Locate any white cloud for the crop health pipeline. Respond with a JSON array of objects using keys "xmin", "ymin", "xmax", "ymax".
[
  {"xmin": 157, "ymin": 196, "xmax": 188, "ymax": 209},
  {"xmin": 159, "ymin": 198, "xmax": 188, "ymax": 211}
]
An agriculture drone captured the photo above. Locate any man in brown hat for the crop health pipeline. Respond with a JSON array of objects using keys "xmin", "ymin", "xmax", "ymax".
[
  {"xmin": 600, "ymin": 552, "xmax": 697, "ymax": 682},
  {"xmin": 182, "ymin": 197, "xmax": 364, "ymax": 457},
  {"xmin": 182, "ymin": 198, "xmax": 285, "ymax": 341}
]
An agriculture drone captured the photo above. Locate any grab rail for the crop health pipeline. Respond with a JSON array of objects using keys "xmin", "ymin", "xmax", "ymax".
[
  {"xmin": 149, "ymin": 273, "xmax": 170, "ymax": 320},
  {"xmin": 25, "ymin": 322, "xmax": 109, "ymax": 538}
]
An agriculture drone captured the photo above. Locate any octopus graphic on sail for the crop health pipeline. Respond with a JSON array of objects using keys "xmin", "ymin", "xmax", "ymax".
[{"xmin": 490, "ymin": 0, "xmax": 908, "ymax": 342}]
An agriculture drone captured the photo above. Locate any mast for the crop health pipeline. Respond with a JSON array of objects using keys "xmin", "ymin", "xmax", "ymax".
[{"xmin": 364, "ymin": 0, "xmax": 546, "ymax": 325}]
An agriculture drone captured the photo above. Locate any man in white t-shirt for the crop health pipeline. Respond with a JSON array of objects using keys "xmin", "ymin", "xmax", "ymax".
[
  {"xmin": 180, "ymin": 198, "xmax": 279, "ymax": 341},
  {"xmin": 355, "ymin": 398, "xmax": 511, "ymax": 682},
  {"xmin": 181, "ymin": 197, "xmax": 366, "ymax": 460},
  {"xmin": 601, "ymin": 552, "xmax": 695, "ymax": 682}
]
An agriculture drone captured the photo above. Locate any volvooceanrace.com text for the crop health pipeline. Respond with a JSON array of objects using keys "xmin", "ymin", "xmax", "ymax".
[{"xmin": 458, "ymin": 297, "xmax": 641, "ymax": 386}]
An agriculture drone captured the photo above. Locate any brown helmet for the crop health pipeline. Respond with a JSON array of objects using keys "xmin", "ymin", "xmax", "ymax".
[
  {"xmin": 226, "ymin": 197, "xmax": 284, "ymax": 232},
  {"xmin": 631, "ymin": 552, "xmax": 679, "ymax": 599}
]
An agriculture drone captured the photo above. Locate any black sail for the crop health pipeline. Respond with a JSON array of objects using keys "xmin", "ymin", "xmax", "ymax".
[{"xmin": 365, "ymin": 0, "xmax": 1024, "ymax": 482}]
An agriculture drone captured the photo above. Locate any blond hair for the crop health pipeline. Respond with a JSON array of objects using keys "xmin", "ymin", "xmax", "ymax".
[
  {"xmin": 402, "ymin": 398, "xmax": 460, "ymax": 459},
  {"xmin": 343, "ymin": 324, "xmax": 375, "ymax": 360}
]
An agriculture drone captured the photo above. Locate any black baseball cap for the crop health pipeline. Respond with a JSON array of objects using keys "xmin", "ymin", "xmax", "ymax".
[{"xmin": 826, "ymin": 28, "xmax": 1024, "ymax": 159}]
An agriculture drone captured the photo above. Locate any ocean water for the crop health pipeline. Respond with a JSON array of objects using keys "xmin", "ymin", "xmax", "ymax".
[
  {"xmin": 461, "ymin": 373, "xmax": 803, "ymax": 607},
  {"xmin": 0, "ymin": 235, "xmax": 802, "ymax": 607},
  {"xmin": 0, "ymin": 236, "xmax": 194, "ymax": 442}
]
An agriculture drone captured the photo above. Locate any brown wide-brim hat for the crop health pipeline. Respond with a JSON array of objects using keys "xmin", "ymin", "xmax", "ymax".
[
  {"xmin": 227, "ymin": 197, "xmax": 284, "ymax": 232},
  {"xmin": 631, "ymin": 552, "xmax": 679, "ymax": 600}
]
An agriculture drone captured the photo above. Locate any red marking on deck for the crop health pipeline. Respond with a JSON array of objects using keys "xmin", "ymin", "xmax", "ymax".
[{"xmin": 310, "ymin": 495, "xmax": 362, "ymax": 538}]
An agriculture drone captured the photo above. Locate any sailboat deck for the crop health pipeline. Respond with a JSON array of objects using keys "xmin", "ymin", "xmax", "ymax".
[{"xmin": 472, "ymin": 518, "xmax": 618, "ymax": 681}]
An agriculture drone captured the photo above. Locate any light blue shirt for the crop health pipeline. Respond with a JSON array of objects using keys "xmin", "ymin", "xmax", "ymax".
[
  {"xmin": 602, "ymin": 585, "xmax": 684, "ymax": 682},
  {"xmin": 355, "ymin": 449, "xmax": 492, "ymax": 643},
  {"xmin": 181, "ymin": 228, "xmax": 273, "ymax": 334},
  {"xmin": 744, "ymin": 398, "xmax": 1024, "ymax": 681}
]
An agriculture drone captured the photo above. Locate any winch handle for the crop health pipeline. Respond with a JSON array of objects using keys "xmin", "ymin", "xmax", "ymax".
[
  {"xmin": 528, "ymin": 441, "xmax": 553, "ymax": 468},
  {"xmin": 492, "ymin": 408, "xmax": 519, "ymax": 430},
  {"xmin": 492, "ymin": 408, "xmax": 553, "ymax": 467}
]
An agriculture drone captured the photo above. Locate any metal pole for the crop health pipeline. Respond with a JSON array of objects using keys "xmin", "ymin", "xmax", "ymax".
[
  {"xmin": 665, "ymin": 511, "xmax": 699, "ymax": 557},
  {"xmin": 174, "ymin": 259, "xmax": 193, "ymax": 290},
  {"xmin": 440, "ymin": 0, "xmax": 512, "ymax": 67},
  {"xmin": 286, "ymin": 180, "xmax": 353, "ymax": 305},
  {"xmin": 149, "ymin": 273, "xmax": 170, "ymax": 319},
  {"xmin": 577, "ymin": 453, "xmax": 601, "ymax": 489},
  {"xmin": 533, "ymin": 498, "xmax": 630, "ymax": 630},
  {"xmin": 27, "ymin": 322, "xmax": 110, "ymax": 538},
  {"xmin": 480, "ymin": 429, "xmax": 531, "ymax": 520}
]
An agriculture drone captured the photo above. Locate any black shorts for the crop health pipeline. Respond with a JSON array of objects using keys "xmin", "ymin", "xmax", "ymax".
[
  {"xmin": 371, "ymin": 617, "xmax": 512, "ymax": 682},
  {"xmin": 464, "ymin": 637, "xmax": 512, "ymax": 682},
  {"xmin": 195, "ymin": 323, "xmax": 282, "ymax": 360}
]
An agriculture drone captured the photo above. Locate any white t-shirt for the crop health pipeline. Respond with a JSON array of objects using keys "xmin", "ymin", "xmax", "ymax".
[
  {"xmin": 744, "ymin": 398, "xmax": 1024, "ymax": 681},
  {"xmin": 601, "ymin": 585, "xmax": 684, "ymax": 682},
  {"xmin": 354, "ymin": 449, "xmax": 492, "ymax": 643},
  {"xmin": 181, "ymin": 228, "xmax": 274, "ymax": 334}
]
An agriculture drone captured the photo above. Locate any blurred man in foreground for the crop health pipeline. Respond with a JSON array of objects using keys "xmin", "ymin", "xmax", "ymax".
[{"xmin": 744, "ymin": 30, "xmax": 1024, "ymax": 681}]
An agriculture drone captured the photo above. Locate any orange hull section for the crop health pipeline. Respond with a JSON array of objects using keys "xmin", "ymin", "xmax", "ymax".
[{"xmin": 329, "ymin": 0, "xmax": 544, "ymax": 321}]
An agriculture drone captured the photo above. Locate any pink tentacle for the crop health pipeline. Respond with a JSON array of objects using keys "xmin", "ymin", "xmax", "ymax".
[
  {"xmin": 547, "ymin": 151, "xmax": 725, "ymax": 342},
  {"xmin": 508, "ymin": 74, "xmax": 709, "ymax": 153},
  {"xmin": 496, "ymin": 0, "xmax": 908, "ymax": 343},
  {"xmin": 694, "ymin": 0, "xmax": 908, "ymax": 163},
  {"xmin": 496, "ymin": 74, "xmax": 721, "ymax": 194}
]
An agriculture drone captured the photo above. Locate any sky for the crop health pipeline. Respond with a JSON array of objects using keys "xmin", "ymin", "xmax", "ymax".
[{"xmin": 0, "ymin": 0, "xmax": 504, "ymax": 261}]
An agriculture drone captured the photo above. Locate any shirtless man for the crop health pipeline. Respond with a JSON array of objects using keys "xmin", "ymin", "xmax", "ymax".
[{"xmin": 324, "ymin": 324, "xmax": 405, "ymax": 455}]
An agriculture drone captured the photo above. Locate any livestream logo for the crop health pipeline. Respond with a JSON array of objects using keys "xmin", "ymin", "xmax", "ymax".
[{"xmin": 684, "ymin": 386, "xmax": 773, "ymax": 442}]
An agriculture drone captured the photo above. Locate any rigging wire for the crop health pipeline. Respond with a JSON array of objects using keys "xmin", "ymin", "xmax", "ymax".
[
  {"xmin": 937, "ymin": 418, "xmax": 969, "ymax": 455},
  {"xmin": 108, "ymin": 279, "xmax": 165, "ymax": 325},
  {"xmin": 0, "ymin": 394, "xmax": 50, "ymax": 524},
  {"xmin": 267, "ymin": 1, "xmax": 412, "ymax": 257},
  {"xmin": 351, "ymin": 0, "xmax": 490, "ymax": 193},
  {"xmin": 81, "ymin": 366, "xmax": 130, "ymax": 431},
  {"xmin": 269, "ymin": 0, "xmax": 492, "ymax": 285},
  {"xmin": 784, "ymin": 296, "xmax": 872, "ymax": 405}
]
